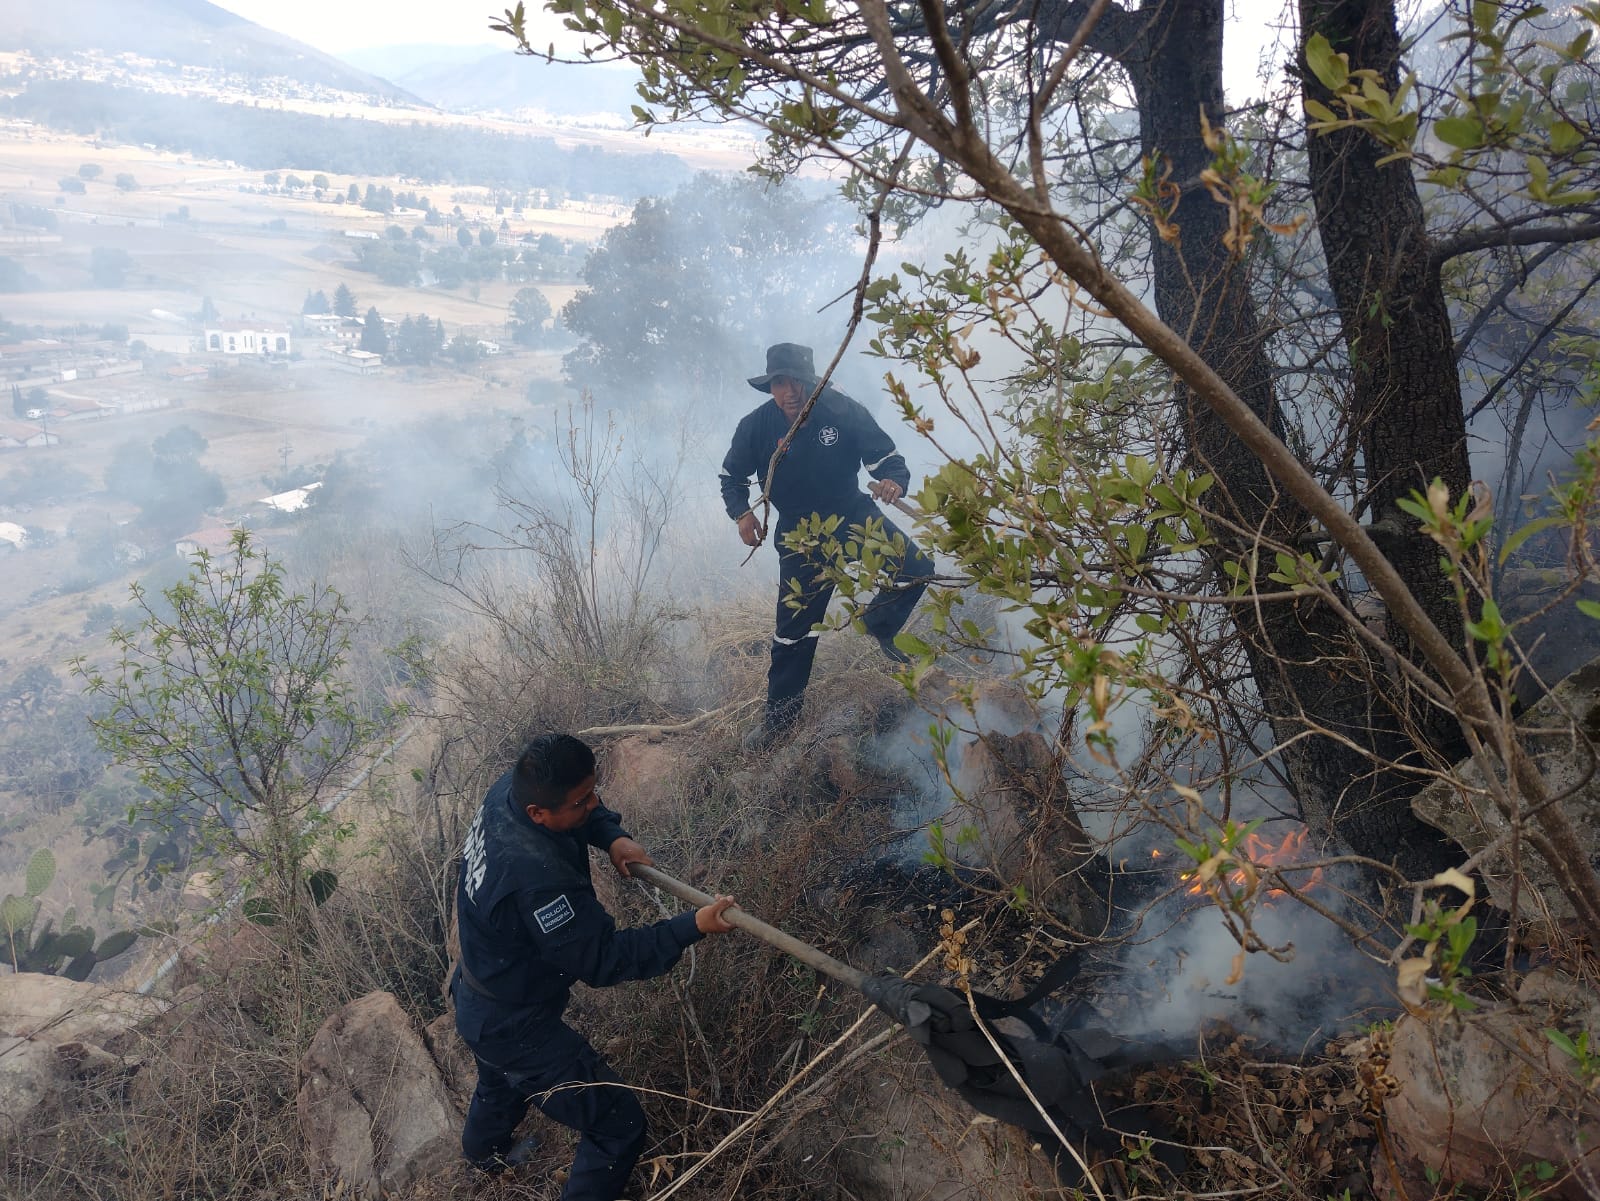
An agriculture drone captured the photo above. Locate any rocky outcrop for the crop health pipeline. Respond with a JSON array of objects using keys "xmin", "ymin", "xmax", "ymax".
[
  {"xmin": 602, "ymin": 734, "xmax": 696, "ymax": 820},
  {"xmin": 1411, "ymin": 655, "xmax": 1600, "ymax": 927},
  {"xmin": 297, "ymin": 990, "xmax": 462, "ymax": 1194},
  {"xmin": 0, "ymin": 972, "xmax": 167, "ymax": 1131},
  {"xmin": 1385, "ymin": 969, "xmax": 1600, "ymax": 1198},
  {"xmin": 793, "ymin": 1039, "xmax": 1062, "ymax": 1200}
]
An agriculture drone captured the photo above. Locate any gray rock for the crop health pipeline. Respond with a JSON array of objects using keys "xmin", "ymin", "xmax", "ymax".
[
  {"xmin": 0, "ymin": 972, "xmax": 167, "ymax": 1133},
  {"xmin": 297, "ymin": 990, "xmax": 461, "ymax": 1194},
  {"xmin": 1412, "ymin": 656, "xmax": 1600, "ymax": 926},
  {"xmin": 1385, "ymin": 969, "xmax": 1600, "ymax": 1198}
]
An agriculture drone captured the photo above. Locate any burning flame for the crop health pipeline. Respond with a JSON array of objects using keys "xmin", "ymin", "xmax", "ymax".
[{"xmin": 1152, "ymin": 825, "xmax": 1324, "ymax": 901}]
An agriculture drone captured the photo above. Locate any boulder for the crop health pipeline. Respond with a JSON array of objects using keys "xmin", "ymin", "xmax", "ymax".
[
  {"xmin": 1385, "ymin": 969, "xmax": 1600, "ymax": 1198},
  {"xmin": 297, "ymin": 990, "xmax": 461, "ymax": 1194},
  {"xmin": 0, "ymin": 972, "xmax": 167, "ymax": 1131},
  {"xmin": 792, "ymin": 1040, "xmax": 1063, "ymax": 1200},
  {"xmin": 601, "ymin": 735, "xmax": 692, "ymax": 824},
  {"xmin": 1411, "ymin": 655, "xmax": 1600, "ymax": 928}
]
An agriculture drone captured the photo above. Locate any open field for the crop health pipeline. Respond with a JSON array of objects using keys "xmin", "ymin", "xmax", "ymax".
[{"xmin": 0, "ymin": 126, "xmax": 619, "ymax": 678}]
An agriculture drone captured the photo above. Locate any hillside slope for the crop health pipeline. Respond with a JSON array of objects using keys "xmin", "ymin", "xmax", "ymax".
[
  {"xmin": 1, "ymin": 0, "xmax": 420, "ymax": 103},
  {"xmin": 342, "ymin": 42, "xmax": 642, "ymax": 117}
]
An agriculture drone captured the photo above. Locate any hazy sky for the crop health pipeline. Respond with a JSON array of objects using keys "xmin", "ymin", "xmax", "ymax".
[
  {"xmin": 210, "ymin": 0, "xmax": 563, "ymax": 54},
  {"xmin": 210, "ymin": 0, "xmax": 1301, "ymax": 99}
]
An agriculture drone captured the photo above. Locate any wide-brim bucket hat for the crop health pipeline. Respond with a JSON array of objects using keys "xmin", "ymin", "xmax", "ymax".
[{"xmin": 748, "ymin": 342, "xmax": 818, "ymax": 392}]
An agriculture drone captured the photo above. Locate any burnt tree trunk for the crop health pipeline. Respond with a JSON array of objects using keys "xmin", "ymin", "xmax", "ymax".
[
  {"xmin": 1082, "ymin": 0, "xmax": 1455, "ymax": 875},
  {"xmin": 1299, "ymin": 0, "xmax": 1473, "ymax": 752}
]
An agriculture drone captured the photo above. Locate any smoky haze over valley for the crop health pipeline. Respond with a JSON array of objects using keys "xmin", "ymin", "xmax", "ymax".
[{"xmin": 6, "ymin": 18, "xmax": 1600, "ymax": 1200}]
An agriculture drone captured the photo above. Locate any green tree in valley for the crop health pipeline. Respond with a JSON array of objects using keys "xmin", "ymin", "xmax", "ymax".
[
  {"xmin": 332, "ymin": 282, "xmax": 357, "ymax": 317},
  {"xmin": 445, "ymin": 333, "xmax": 482, "ymax": 366},
  {"xmin": 509, "ymin": 286, "xmax": 551, "ymax": 346},
  {"xmin": 560, "ymin": 172, "xmax": 859, "ymax": 403},
  {"xmin": 77, "ymin": 163, "xmax": 102, "ymax": 180},
  {"xmin": 71, "ymin": 531, "xmax": 381, "ymax": 930},
  {"xmin": 302, "ymin": 289, "xmax": 330, "ymax": 315},
  {"xmin": 104, "ymin": 426, "xmax": 226, "ymax": 534},
  {"xmin": 359, "ymin": 306, "xmax": 388, "ymax": 356}
]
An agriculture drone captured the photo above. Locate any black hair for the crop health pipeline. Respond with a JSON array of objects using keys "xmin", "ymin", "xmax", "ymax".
[{"xmin": 513, "ymin": 733, "xmax": 596, "ymax": 811}]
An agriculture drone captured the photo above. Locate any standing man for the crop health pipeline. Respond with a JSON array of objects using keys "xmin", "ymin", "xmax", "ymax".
[
  {"xmin": 720, "ymin": 342, "xmax": 934, "ymax": 748},
  {"xmin": 453, "ymin": 732, "xmax": 736, "ymax": 1195}
]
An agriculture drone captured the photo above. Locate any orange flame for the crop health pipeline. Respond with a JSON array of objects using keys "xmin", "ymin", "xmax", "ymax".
[{"xmin": 1181, "ymin": 825, "xmax": 1324, "ymax": 901}]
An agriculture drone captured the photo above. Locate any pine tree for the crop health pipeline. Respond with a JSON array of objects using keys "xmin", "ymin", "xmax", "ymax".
[
  {"xmin": 394, "ymin": 316, "xmax": 416, "ymax": 364},
  {"xmin": 359, "ymin": 307, "xmax": 388, "ymax": 356},
  {"xmin": 333, "ymin": 283, "xmax": 356, "ymax": 318}
]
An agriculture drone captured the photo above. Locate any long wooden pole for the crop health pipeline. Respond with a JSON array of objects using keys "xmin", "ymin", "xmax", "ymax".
[{"xmin": 631, "ymin": 863, "xmax": 866, "ymax": 990}]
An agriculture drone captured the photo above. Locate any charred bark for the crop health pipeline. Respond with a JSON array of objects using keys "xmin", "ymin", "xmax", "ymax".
[
  {"xmin": 1089, "ymin": 0, "xmax": 1456, "ymax": 875},
  {"xmin": 1298, "ymin": 0, "xmax": 1473, "ymax": 753}
]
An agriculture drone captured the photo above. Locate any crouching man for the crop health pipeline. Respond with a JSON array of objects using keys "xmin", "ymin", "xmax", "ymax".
[{"xmin": 453, "ymin": 732, "xmax": 736, "ymax": 1196}]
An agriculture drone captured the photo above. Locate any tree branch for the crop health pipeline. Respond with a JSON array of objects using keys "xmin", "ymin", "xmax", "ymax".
[{"xmin": 1430, "ymin": 218, "xmax": 1600, "ymax": 273}]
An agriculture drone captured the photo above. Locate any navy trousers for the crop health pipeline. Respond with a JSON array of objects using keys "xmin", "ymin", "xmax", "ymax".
[
  {"xmin": 455, "ymin": 982, "xmax": 646, "ymax": 1200},
  {"xmin": 767, "ymin": 510, "xmax": 933, "ymax": 728}
]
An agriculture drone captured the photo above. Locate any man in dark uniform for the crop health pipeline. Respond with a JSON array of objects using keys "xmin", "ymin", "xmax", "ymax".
[
  {"xmin": 452, "ymin": 732, "xmax": 736, "ymax": 1196},
  {"xmin": 720, "ymin": 342, "xmax": 934, "ymax": 747}
]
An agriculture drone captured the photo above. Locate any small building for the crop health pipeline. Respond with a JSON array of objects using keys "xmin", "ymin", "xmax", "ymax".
[
  {"xmin": 48, "ymin": 395, "xmax": 115, "ymax": 422},
  {"xmin": 204, "ymin": 322, "xmax": 292, "ymax": 356},
  {"xmin": 476, "ymin": 340, "xmax": 501, "ymax": 356},
  {"xmin": 257, "ymin": 481, "xmax": 322, "ymax": 513},
  {"xmin": 0, "ymin": 419, "xmax": 61, "ymax": 449},
  {"xmin": 137, "ymin": 332, "xmax": 202, "ymax": 355},
  {"xmin": 327, "ymin": 348, "xmax": 382, "ymax": 376},
  {"xmin": 0, "ymin": 521, "xmax": 27, "ymax": 550},
  {"xmin": 165, "ymin": 364, "xmax": 210, "ymax": 383}
]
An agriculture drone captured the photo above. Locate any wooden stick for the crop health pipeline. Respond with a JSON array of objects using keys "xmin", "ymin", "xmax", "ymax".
[{"xmin": 630, "ymin": 863, "xmax": 866, "ymax": 990}]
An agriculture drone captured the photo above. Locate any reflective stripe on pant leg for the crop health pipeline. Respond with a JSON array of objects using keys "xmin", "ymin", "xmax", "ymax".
[{"xmin": 769, "ymin": 550, "xmax": 834, "ymax": 721}]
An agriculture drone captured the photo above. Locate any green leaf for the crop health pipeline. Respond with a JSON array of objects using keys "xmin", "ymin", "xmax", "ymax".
[
  {"xmin": 1303, "ymin": 98, "xmax": 1340, "ymax": 124},
  {"xmin": 93, "ymin": 930, "xmax": 139, "ymax": 960},
  {"xmin": 54, "ymin": 929, "xmax": 93, "ymax": 960},
  {"xmin": 1547, "ymin": 1028, "xmax": 1579, "ymax": 1058},
  {"xmin": 1548, "ymin": 120, "xmax": 1583, "ymax": 155},
  {"xmin": 1434, "ymin": 115, "xmax": 1486, "ymax": 149},
  {"xmin": 0, "ymin": 895, "xmax": 37, "ymax": 938},
  {"xmin": 1305, "ymin": 33, "xmax": 1348, "ymax": 91},
  {"xmin": 306, "ymin": 869, "xmax": 339, "ymax": 908},
  {"xmin": 25, "ymin": 849, "xmax": 56, "ymax": 898},
  {"xmin": 242, "ymin": 898, "xmax": 282, "ymax": 927},
  {"xmin": 1577, "ymin": 599, "xmax": 1600, "ymax": 621},
  {"xmin": 1499, "ymin": 515, "xmax": 1563, "ymax": 564}
]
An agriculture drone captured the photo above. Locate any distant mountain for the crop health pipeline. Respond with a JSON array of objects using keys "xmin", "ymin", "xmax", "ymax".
[
  {"xmin": 0, "ymin": 0, "xmax": 421, "ymax": 103},
  {"xmin": 340, "ymin": 43, "xmax": 643, "ymax": 118}
]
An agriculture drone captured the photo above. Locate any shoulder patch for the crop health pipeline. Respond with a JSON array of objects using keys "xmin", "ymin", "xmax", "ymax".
[{"xmin": 533, "ymin": 894, "xmax": 576, "ymax": 934}]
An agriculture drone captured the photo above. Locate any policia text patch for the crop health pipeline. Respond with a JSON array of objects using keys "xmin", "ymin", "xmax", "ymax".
[{"xmin": 533, "ymin": 894, "xmax": 575, "ymax": 934}]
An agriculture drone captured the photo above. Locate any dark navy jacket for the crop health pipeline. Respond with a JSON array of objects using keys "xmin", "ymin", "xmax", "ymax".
[
  {"xmin": 719, "ymin": 387, "xmax": 911, "ymax": 536},
  {"xmin": 455, "ymin": 770, "xmax": 701, "ymax": 1033}
]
